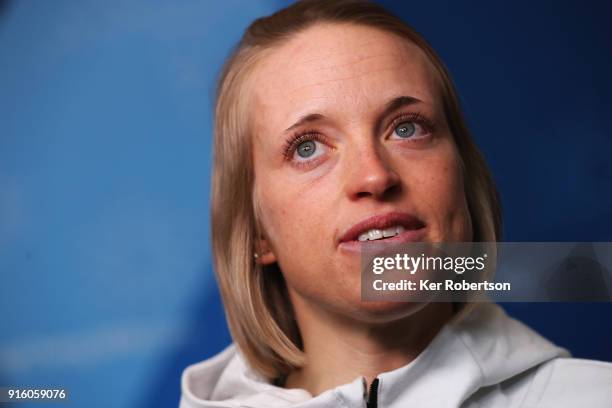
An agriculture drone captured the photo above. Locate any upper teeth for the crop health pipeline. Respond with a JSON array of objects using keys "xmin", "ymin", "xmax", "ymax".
[{"xmin": 358, "ymin": 225, "xmax": 405, "ymax": 242}]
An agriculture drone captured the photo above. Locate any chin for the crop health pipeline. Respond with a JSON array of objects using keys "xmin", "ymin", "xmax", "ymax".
[{"xmin": 350, "ymin": 300, "xmax": 429, "ymax": 324}]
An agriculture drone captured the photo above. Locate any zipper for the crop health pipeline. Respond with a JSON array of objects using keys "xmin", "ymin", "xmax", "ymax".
[{"xmin": 366, "ymin": 377, "xmax": 379, "ymax": 408}]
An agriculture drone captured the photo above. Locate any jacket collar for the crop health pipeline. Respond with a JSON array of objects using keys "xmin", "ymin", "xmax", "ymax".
[{"xmin": 181, "ymin": 303, "xmax": 568, "ymax": 408}]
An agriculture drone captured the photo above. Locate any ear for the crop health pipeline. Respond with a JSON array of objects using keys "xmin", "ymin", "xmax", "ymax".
[{"xmin": 255, "ymin": 236, "xmax": 277, "ymax": 265}]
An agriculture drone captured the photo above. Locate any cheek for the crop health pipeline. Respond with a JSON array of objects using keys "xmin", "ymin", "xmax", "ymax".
[
  {"xmin": 408, "ymin": 146, "xmax": 472, "ymax": 240},
  {"xmin": 255, "ymin": 172, "xmax": 330, "ymax": 254},
  {"xmin": 256, "ymin": 177, "xmax": 339, "ymax": 294}
]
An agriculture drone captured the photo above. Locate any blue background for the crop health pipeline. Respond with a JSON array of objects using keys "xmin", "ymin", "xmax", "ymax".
[{"xmin": 1, "ymin": 1, "xmax": 610, "ymax": 407}]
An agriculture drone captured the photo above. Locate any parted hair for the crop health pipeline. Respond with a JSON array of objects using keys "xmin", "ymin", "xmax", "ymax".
[{"xmin": 210, "ymin": 0, "xmax": 502, "ymax": 379}]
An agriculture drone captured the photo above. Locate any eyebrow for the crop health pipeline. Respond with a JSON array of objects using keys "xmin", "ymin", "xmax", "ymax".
[{"xmin": 283, "ymin": 95, "xmax": 422, "ymax": 134}]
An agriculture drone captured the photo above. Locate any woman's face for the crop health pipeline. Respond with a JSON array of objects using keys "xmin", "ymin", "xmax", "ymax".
[{"xmin": 251, "ymin": 23, "xmax": 472, "ymax": 321}]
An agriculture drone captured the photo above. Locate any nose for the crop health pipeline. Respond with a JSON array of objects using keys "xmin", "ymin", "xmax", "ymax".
[{"xmin": 344, "ymin": 143, "xmax": 401, "ymax": 201}]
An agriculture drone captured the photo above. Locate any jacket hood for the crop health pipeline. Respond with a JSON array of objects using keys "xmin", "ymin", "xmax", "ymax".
[{"xmin": 180, "ymin": 303, "xmax": 569, "ymax": 408}]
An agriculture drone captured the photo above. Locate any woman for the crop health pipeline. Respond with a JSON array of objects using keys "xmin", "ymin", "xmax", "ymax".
[{"xmin": 180, "ymin": 1, "xmax": 612, "ymax": 407}]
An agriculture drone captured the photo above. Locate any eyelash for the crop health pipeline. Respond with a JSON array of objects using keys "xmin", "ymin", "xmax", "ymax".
[
  {"xmin": 388, "ymin": 111, "xmax": 435, "ymax": 135},
  {"xmin": 281, "ymin": 111, "xmax": 435, "ymax": 161},
  {"xmin": 282, "ymin": 131, "xmax": 327, "ymax": 161}
]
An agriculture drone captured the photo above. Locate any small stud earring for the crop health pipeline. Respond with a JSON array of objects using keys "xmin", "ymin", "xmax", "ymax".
[{"xmin": 254, "ymin": 252, "xmax": 259, "ymax": 259}]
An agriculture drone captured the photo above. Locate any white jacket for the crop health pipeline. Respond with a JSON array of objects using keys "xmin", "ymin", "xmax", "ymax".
[{"xmin": 180, "ymin": 303, "xmax": 612, "ymax": 407}]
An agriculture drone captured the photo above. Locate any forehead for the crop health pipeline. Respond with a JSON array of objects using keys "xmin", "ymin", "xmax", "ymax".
[{"xmin": 250, "ymin": 23, "xmax": 440, "ymax": 132}]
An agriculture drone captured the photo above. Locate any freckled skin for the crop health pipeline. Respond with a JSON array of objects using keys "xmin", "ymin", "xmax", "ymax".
[{"xmin": 251, "ymin": 23, "xmax": 472, "ymax": 323}]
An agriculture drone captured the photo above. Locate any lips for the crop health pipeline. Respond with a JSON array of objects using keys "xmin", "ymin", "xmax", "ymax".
[{"xmin": 338, "ymin": 211, "xmax": 426, "ymax": 253}]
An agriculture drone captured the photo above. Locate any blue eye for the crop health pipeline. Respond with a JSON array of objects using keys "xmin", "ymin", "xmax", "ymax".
[
  {"xmin": 297, "ymin": 140, "xmax": 316, "ymax": 158},
  {"xmin": 285, "ymin": 133, "xmax": 330, "ymax": 165},
  {"xmin": 394, "ymin": 121, "xmax": 416, "ymax": 138}
]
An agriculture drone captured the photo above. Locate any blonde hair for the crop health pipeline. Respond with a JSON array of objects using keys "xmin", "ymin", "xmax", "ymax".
[{"xmin": 211, "ymin": 0, "xmax": 502, "ymax": 379}]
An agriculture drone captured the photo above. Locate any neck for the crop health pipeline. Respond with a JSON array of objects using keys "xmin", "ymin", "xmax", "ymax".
[{"xmin": 284, "ymin": 299, "xmax": 453, "ymax": 396}]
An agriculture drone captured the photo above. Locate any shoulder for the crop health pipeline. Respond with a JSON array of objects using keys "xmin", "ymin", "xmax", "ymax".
[
  {"xmin": 181, "ymin": 344, "xmax": 237, "ymax": 404},
  {"xmin": 180, "ymin": 344, "xmax": 313, "ymax": 408},
  {"xmin": 522, "ymin": 357, "xmax": 612, "ymax": 408}
]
